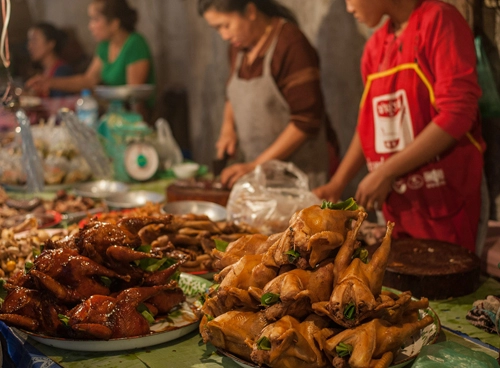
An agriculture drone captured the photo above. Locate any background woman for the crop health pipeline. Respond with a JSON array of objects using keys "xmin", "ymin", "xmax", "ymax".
[
  {"xmin": 26, "ymin": 0, "xmax": 155, "ymax": 113},
  {"xmin": 199, "ymin": 0, "xmax": 336, "ymax": 189}
]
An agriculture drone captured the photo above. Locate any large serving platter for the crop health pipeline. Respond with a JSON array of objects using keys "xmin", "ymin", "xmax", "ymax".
[
  {"xmin": 15, "ymin": 273, "xmax": 211, "ymax": 352},
  {"xmin": 217, "ymin": 288, "xmax": 441, "ymax": 368}
]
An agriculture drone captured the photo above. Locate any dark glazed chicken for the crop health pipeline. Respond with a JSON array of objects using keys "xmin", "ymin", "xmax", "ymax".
[
  {"xmin": 313, "ymin": 216, "xmax": 394, "ymax": 328},
  {"xmin": 251, "ymin": 314, "xmax": 334, "ymax": 368},
  {"xmin": 262, "ymin": 205, "xmax": 360, "ymax": 269},
  {"xmin": 68, "ymin": 283, "xmax": 180, "ymax": 339},
  {"xmin": 249, "ymin": 262, "xmax": 334, "ymax": 322}
]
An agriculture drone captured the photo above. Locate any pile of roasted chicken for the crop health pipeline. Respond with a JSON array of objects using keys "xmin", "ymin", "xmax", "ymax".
[
  {"xmin": 0, "ymin": 215, "xmax": 189, "ymax": 339},
  {"xmin": 200, "ymin": 203, "xmax": 435, "ymax": 368}
]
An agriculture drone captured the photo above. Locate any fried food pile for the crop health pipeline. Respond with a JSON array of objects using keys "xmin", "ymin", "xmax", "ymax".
[
  {"xmin": 0, "ymin": 215, "xmax": 188, "ymax": 339},
  {"xmin": 200, "ymin": 203, "xmax": 435, "ymax": 368},
  {"xmin": 85, "ymin": 202, "xmax": 259, "ymax": 273}
]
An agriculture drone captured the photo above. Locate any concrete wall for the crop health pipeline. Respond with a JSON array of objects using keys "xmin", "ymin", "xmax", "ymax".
[{"xmin": 21, "ymin": 0, "xmax": 486, "ymax": 203}]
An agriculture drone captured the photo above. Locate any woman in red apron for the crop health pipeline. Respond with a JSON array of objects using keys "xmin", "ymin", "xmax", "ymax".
[{"xmin": 314, "ymin": 0, "xmax": 485, "ymax": 252}]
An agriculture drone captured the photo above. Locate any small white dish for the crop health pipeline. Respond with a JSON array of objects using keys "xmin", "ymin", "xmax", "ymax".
[{"xmin": 172, "ymin": 162, "xmax": 200, "ymax": 179}]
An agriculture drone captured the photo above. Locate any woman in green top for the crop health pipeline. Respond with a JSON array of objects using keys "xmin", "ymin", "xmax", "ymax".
[{"xmin": 26, "ymin": 0, "xmax": 155, "ymax": 96}]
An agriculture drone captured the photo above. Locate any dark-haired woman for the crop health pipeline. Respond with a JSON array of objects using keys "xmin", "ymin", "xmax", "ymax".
[
  {"xmin": 199, "ymin": 0, "xmax": 336, "ymax": 189},
  {"xmin": 26, "ymin": 0, "xmax": 154, "ymax": 98},
  {"xmin": 27, "ymin": 23, "xmax": 74, "ymax": 97}
]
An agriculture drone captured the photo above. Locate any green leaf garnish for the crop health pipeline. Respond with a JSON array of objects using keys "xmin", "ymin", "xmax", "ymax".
[
  {"xmin": 205, "ymin": 314, "xmax": 214, "ymax": 322},
  {"xmin": 344, "ymin": 302, "xmax": 356, "ymax": 320},
  {"xmin": 321, "ymin": 198, "xmax": 359, "ymax": 211},
  {"xmin": 32, "ymin": 248, "xmax": 41, "ymax": 259},
  {"xmin": 284, "ymin": 249, "xmax": 300, "ymax": 263},
  {"xmin": 261, "ymin": 292, "xmax": 280, "ymax": 306},
  {"xmin": 256, "ymin": 336, "xmax": 271, "ymax": 351},
  {"xmin": 100, "ymin": 276, "xmax": 112, "ymax": 288},
  {"xmin": 214, "ymin": 239, "xmax": 229, "ymax": 252},
  {"xmin": 352, "ymin": 247, "xmax": 369, "ymax": 264},
  {"xmin": 58, "ymin": 314, "xmax": 70, "ymax": 326},
  {"xmin": 137, "ymin": 303, "xmax": 155, "ymax": 325},
  {"xmin": 25, "ymin": 262, "xmax": 34, "ymax": 273},
  {"xmin": 136, "ymin": 245, "xmax": 152, "ymax": 253},
  {"xmin": 135, "ymin": 257, "xmax": 177, "ymax": 273},
  {"xmin": 335, "ymin": 342, "xmax": 353, "ymax": 357}
]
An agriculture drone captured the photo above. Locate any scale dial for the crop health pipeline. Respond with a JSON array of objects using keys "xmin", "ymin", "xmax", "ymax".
[{"xmin": 124, "ymin": 142, "xmax": 159, "ymax": 181}]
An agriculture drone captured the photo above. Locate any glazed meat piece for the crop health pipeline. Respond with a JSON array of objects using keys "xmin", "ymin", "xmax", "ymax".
[
  {"xmin": 29, "ymin": 248, "xmax": 130, "ymax": 303},
  {"xmin": 76, "ymin": 216, "xmax": 172, "ymax": 265},
  {"xmin": 212, "ymin": 233, "xmax": 280, "ymax": 270},
  {"xmin": 249, "ymin": 262, "xmax": 334, "ymax": 322},
  {"xmin": 0, "ymin": 286, "xmax": 67, "ymax": 335},
  {"xmin": 201, "ymin": 311, "xmax": 268, "ymax": 361},
  {"xmin": 262, "ymin": 205, "xmax": 360, "ymax": 269},
  {"xmin": 251, "ymin": 314, "xmax": 333, "ymax": 368},
  {"xmin": 313, "ymin": 216, "xmax": 395, "ymax": 328},
  {"xmin": 145, "ymin": 287, "xmax": 186, "ymax": 314},
  {"xmin": 68, "ymin": 284, "xmax": 180, "ymax": 339},
  {"xmin": 324, "ymin": 315, "xmax": 434, "ymax": 368}
]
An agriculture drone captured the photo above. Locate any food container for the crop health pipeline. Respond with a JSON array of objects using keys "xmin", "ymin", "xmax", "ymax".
[
  {"xmin": 105, "ymin": 190, "xmax": 164, "ymax": 209},
  {"xmin": 166, "ymin": 179, "xmax": 230, "ymax": 207},
  {"xmin": 162, "ymin": 200, "xmax": 227, "ymax": 222},
  {"xmin": 171, "ymin": 163, "xmax": 200, "ymax": 179},
  {"xmin": 73, "ymin": 180, "xmax": 128, "ymax": 199}
]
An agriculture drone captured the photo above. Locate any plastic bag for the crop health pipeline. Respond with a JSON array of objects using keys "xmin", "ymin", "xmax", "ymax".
[
  {"xmin": 226, "ymin": 160, "xmax": 321, "ymax": 235},
  {"xmin": 475, "ymin": 36, "xmax": 500, "ymax": 118},
  {"xmin": 411, "ymin": 341, "xmax": 499, "ymax": 368},
  {"xmin": 153, "ymin": 118, "xmax": 183, "ymax": 170}
]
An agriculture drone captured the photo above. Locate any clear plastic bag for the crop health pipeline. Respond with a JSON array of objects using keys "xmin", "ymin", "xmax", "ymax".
[
  {"xmin": 411, "ymin": 341, "xmax": 499, "ymax": 368},
  {"xmin": 226, "ymin": 160, "xmax": 321, "ymax": 235},
  {"xmin": 153, "ymin": 118, "xmax": 183, "ymax": 170}
]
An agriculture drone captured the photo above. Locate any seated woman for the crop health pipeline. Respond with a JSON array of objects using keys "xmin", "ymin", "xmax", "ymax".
[
  {"xmin": 27, "ymin": 22, "xmax": 74, "ymax": 97},
  {"xmin": 26, "ymin": 0, "xmax": 155, "ymax": 118}
]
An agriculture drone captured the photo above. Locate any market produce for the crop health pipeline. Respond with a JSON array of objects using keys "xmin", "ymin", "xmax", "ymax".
[{"xmin": 200, "ymin": 201, "xmax": 434, "ymax": 368}]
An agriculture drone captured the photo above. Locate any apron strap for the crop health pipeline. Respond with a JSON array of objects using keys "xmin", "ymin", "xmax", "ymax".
[{"xmin": 262, "ymin": 18, "xmax": 286, "ymax": 76}]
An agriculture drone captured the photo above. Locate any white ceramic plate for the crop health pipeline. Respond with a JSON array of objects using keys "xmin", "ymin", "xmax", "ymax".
[
  {"xmin": 217, "ymin": 293, "xmax": 441, "ymax": 368},
  {"xmin": 21, "ymin": 273, "xmax": 211, "ymax": 352}
]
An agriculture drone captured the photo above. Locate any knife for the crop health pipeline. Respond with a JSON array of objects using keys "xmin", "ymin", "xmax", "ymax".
[{"xmin": 213, "ymin": 152, "xmax": 229, "ymax": 177}]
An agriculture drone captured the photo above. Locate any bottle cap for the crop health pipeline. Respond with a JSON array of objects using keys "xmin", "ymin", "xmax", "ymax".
[{"xmin": 81, "ymin": 89, "xmax": 91, "ymax": 97}]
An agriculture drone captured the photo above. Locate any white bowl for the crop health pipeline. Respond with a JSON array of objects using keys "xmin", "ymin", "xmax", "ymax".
[
  {"xmin": 172, "ymin": 163, "xmax": 200, "ymax": 179},
  {"xmin": 162, "ymin": 200, "xmax": 227, "ymax": 222},
  {"xmin": 105, "ymin": 190, "xmax": 164, "ymax": 209}
]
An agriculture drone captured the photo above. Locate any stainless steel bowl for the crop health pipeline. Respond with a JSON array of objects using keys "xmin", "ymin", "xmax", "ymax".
[
  {"xmin": 105, "ymin": 190, "xmax": 165, "ymax": 209},
  {"xmin": 73, "ymin": 180, "xmax": 128, "ymax": 199},
  {"xmin": 162, "ymin": 200, "xmax": 227, "ymax": 222},
  {"xmin": 94, "ymin": 84, "xmax": 155, "ymax": 101}
]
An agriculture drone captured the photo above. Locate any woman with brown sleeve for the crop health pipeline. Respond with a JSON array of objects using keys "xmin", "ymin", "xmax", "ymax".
[{"xmin": 198, "ymin": 0, "xmax": 335, "ymax": 189}]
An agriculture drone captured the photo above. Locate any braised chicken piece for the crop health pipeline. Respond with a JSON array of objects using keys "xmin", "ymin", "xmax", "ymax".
[
  {"xmin": 251, "ymin": 314, "xmax": 334, "ymax": 368},
  {"xmin": 262, "ymin": 205, "xmax": 360, "ymax": 270},
  {"xmin": 313, "ymin": 216, "xmax": 395, "ymax": 328},
  {"xmin": 76, "ymin": 216, "xmax": 172, "ymax": 265},
  {"xmin": 212, "ymin": 254, "xmax": 278, "ymax": 313},
  {"xmin": 68, "ymin": 283, "xmax": 180, "ymax": 339},
  {"xmin": 200, "ymin": 311, "xmax": 269, "ymax": 361},
  {"xmin": 145, "ymin": 288, "xmax": 186, "ymax": 314},
  {"xmin": 324, "ymin": 315, "xmax": 434, "ymax": 368},
  {"xmin": 0, "ymin": 286, "xmax": 67, "ymax": 335},
  {"xmin": 212, "ymin": 232, "xmax": 280, "ymax": 270},
  {"xmin": 249, "ymin": 262, "xmax": 335, "ymax": 322},
  {"xmin": 25, "ymin": 248, "xmax": 130, "ymax": 303}
]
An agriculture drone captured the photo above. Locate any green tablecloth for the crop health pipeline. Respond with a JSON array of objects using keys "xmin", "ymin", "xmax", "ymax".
[{"xmin": 26, "ymin": 277, "xmax": 499, "ymax": 368}]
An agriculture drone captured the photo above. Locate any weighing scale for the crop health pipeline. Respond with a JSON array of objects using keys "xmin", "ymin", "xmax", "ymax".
[{"xmin": 94, "ymin": 85, "xmax": 160, "ymax": 182}]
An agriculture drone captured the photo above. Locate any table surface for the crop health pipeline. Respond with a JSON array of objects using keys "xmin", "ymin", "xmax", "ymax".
[{"xmin": 3, "ymin": 179, "xmax": 500, "ymax": 367}]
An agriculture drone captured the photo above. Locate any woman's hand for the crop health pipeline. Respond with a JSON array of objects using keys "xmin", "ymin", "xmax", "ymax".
[
  {"xmin": 220, "ymin": 162, "xmax": 256, "ymax": 189},
  {"xmin": 215, "ymin": 125, "xmax": 238, "ymax": 159},
  {"xmin": 312, "ymin": 180, "xmax": 343, "ymax": 202},
  {"xmin": 25, "ymin": 75, "xmax": 50, "ymax": 97},
  {"xmin": 355, "ymin": 169, "xmax": 393, "ymax": 211}
]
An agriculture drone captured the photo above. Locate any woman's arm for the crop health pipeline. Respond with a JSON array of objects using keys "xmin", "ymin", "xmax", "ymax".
[
  {"xmin": 26, "ymin": 56, "xmax": 102, "ymax": 94},
  {"xmin": 355, "ymin": 122, "xmax": 456, "ymax": 210},
  {"xmin": 313, "ymin": 131, "xmax": 366, "ymax": 201},
  {"xmin": 126, "ymin": 59, "xmax": 150, "ymax": 84}
]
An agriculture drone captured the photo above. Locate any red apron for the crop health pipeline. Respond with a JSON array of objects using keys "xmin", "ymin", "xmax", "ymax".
[{"xmin": 358, "ymin": 16, "xmax": 484, "ymax": 251}]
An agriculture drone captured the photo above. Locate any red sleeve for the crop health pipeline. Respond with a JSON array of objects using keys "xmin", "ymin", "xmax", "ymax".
[{"xmin": 421, "ymin": 4, "xmax": 481, "ymax": 139}]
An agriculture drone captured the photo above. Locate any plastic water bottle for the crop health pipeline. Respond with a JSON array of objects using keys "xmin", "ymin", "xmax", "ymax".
[{"xmin": 76, "ymin": 89, "xmax": 98, "ymax": 129}]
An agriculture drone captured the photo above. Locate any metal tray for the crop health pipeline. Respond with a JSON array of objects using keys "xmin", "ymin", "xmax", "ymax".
[
  {"xmin": 162, "ymin": 200, "xmax": 227, "ymax": 222},
  {"xmin": 94, "ymin": 84, "xmax": 155, "ymax": 101},
  {"xmin": 105, "ymin": 190, "xmax": 164, "ymax": 209},
  {"xmin": 73, "ymin": 180, "xmax": 128, "ymax": 199}
]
